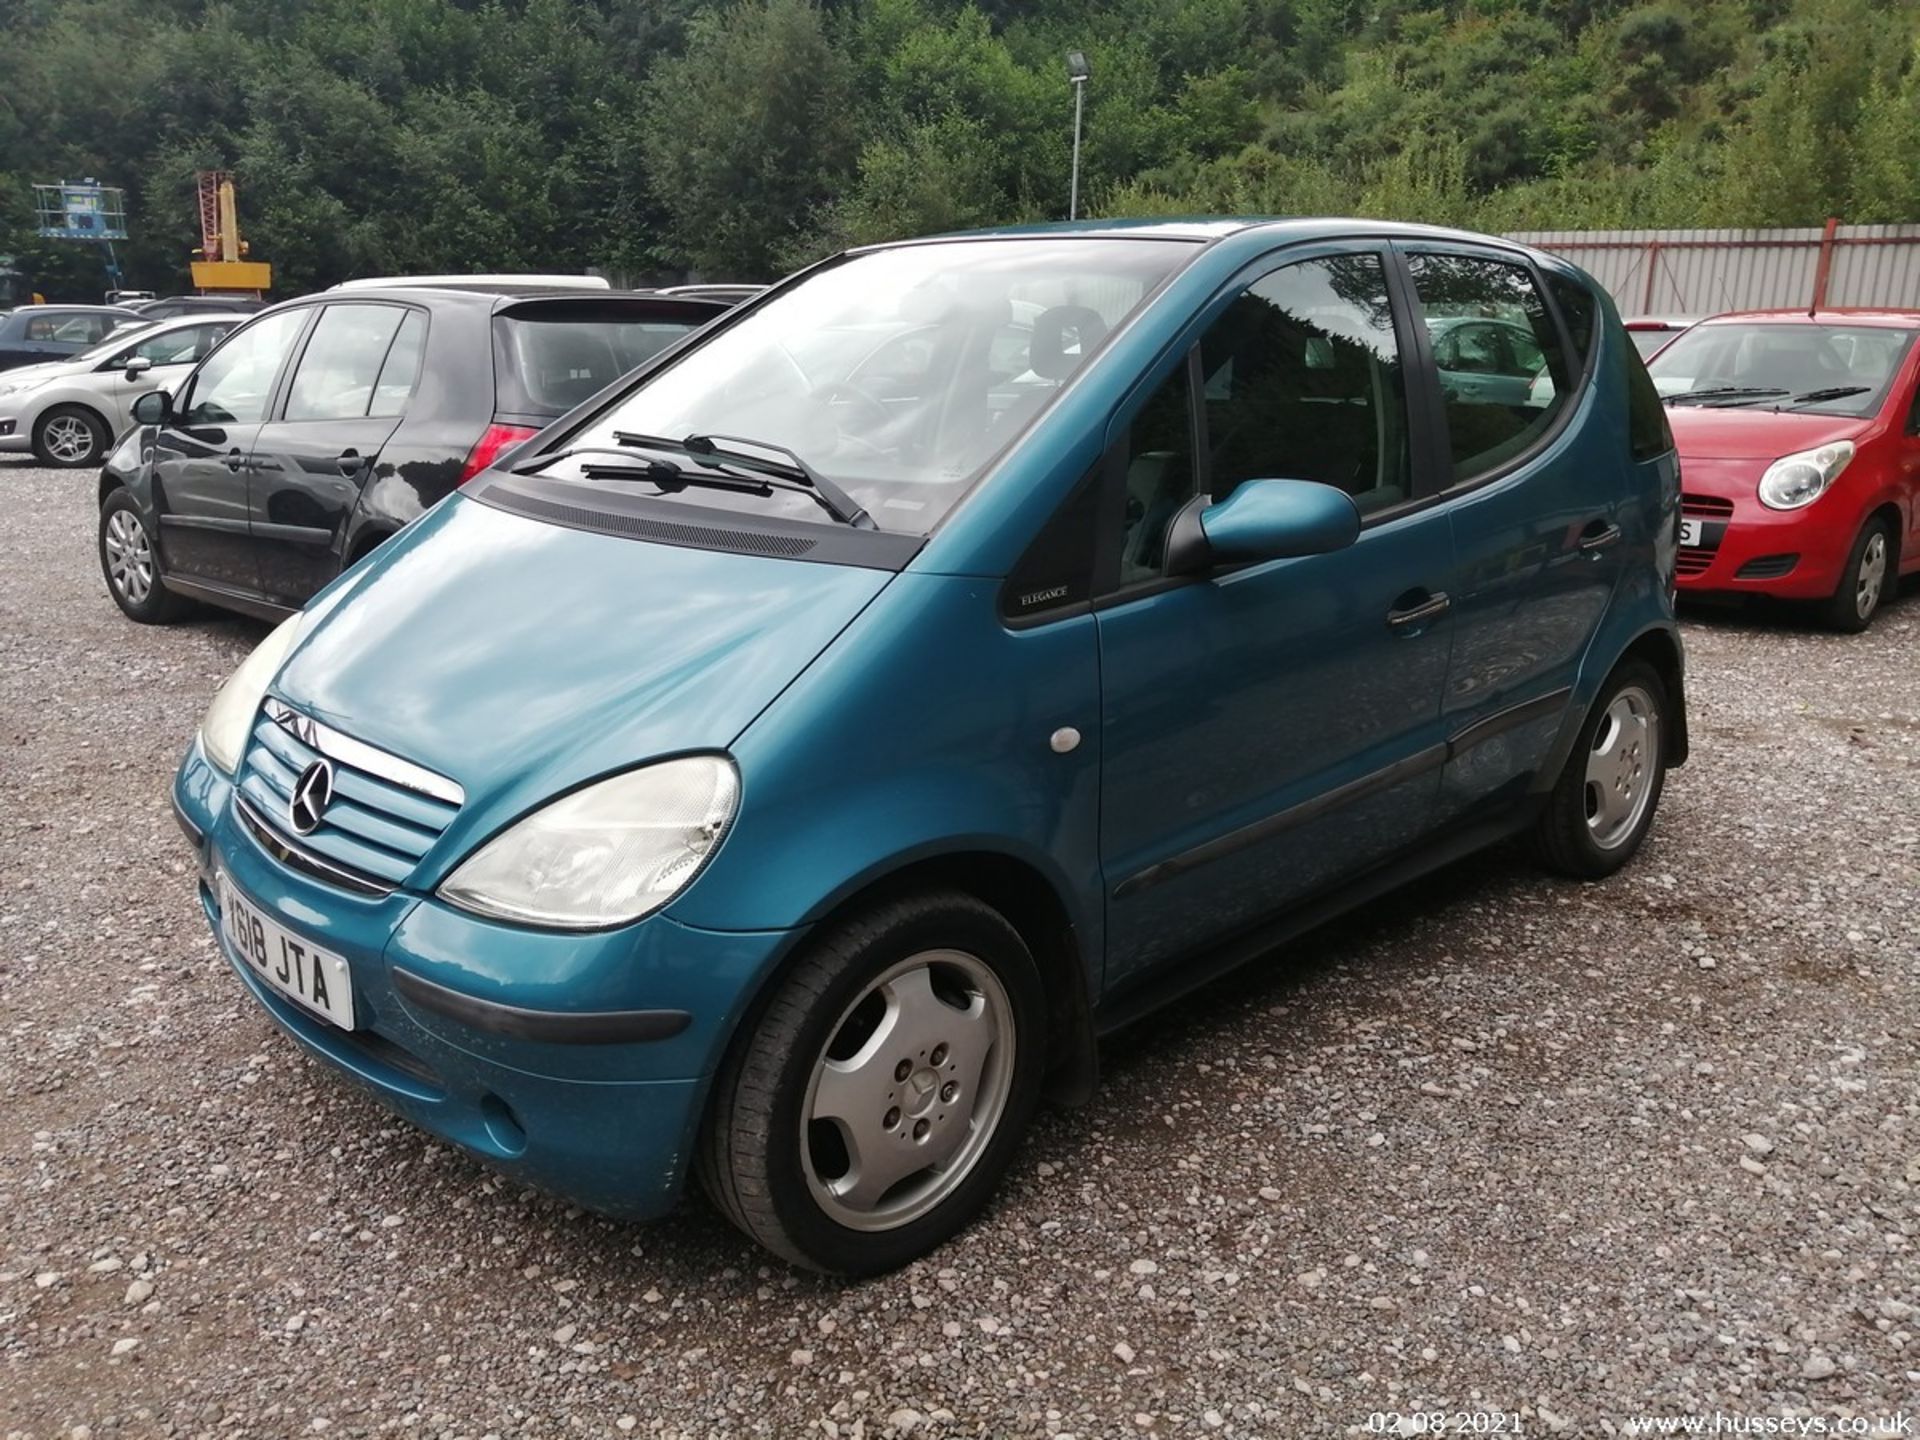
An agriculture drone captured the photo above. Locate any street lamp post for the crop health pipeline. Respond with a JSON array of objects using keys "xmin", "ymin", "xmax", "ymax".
[{"xmin": 1066, "ymin": 50, "xmax": 1090, "ymax": 220}]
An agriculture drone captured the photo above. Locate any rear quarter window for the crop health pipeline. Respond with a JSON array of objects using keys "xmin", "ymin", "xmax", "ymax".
[
  {"xmin": 492, "ymin": 302, "xmax": 714, "ymax": 418},
  {"xmin": 1625, "ymin": 339, "xmax": 1673, "ymax": 462}
]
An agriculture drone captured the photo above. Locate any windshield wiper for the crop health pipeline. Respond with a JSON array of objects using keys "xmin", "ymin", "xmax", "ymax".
[
  {"xmin": 616, "ymin": 431, "xmax": 875, "ymax": 530},
  {"xmin": 1784, "ymin": 385, "xmax": 1871, "ymax": 407},
  {"xmin": 1661, "ymin": 386, "xmax": 1790, "ymax": 407}
]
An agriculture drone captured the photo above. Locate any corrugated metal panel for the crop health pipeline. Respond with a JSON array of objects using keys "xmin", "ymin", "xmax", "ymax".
[
  {"xmin": 1504, "ymin": 224, "xmax": 1920, "ymax": 316},
  {"xmin": 1827, "ymin": 224, "xmax": 1920, "ymax": 308}
]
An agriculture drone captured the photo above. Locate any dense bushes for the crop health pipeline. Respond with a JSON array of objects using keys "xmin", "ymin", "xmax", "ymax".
[{"xmin": 2, "ymin": 0, "xmax": 1915, "ymax": 298}]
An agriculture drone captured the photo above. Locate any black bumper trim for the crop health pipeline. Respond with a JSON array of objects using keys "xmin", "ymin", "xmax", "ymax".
[
  {"xmin": 389, "ymin": 966, "xmax": 693, "ymax": 1045},
  {"xmin": 172, "ymin": 794, "xmax": 205, "ymax": 848}
]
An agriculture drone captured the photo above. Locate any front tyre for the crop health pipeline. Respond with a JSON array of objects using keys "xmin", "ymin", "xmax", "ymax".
[
  {"xmin": 699, "ymin": 890, "xmax": 1045, "ymax": 1275},
  {"xmin": 1534, "ymin": 659, "xmax": 1668, "ymax": 879},
  {"xmin": 99, "ymin": 489, "xmax": 190, "ymax": 623},
  {"xmin": 1818, "ymin": 516, "xmax": 1894, "ymax": 633},
  {"xmin": 33, "ymin": 405, "xmax": 109, "ymax": 468}
]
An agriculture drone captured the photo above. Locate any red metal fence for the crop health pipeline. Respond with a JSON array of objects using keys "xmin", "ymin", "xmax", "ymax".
[{"xmin": 1505, "ymin": 221, "xmax": 1920, "ymax": 316}]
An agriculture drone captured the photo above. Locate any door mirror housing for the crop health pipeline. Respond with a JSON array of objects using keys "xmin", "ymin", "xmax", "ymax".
[
  {"xmin": 130, "ymin": 389, "xmax": 171, "ymax": 426},
  {"xmin": 1168, "ymin": 478, "xmax": 1362, "ymax": 573},
  {"xmin": 123, "ymin": 355, "xmax": 152, "ymax": 379}
]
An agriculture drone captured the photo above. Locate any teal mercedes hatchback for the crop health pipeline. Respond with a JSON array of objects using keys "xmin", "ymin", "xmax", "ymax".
[{"xmin": 172, "ymin": 220, "xmax": 1687, "ymax": 1274}]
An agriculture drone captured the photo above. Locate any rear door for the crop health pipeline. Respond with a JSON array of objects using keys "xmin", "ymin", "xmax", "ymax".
[
  {"xmin": 150, "ymin": 306, "xmax": 314, "ymax": 596},
  {"xmin": 247, "ymin": 301, "xmax": 425, "ymax": 607},
  {"xmin": 1401, "ymin": 249, "xmax": 1625, "ymax": 822}
]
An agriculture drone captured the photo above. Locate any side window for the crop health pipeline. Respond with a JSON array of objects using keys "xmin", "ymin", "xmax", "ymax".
[
  {"xmin": 1547, "ymin": 274, "xmax": 1597, "ymax": 370},
  {"xmin": 1408, "ymin": 252, "xmax": 1573, "ymax": 484},
  {"xmin": 1625, "ymin": 343, "xmax": 1674, "ymax": 463},
  {"xmin": 368, "ymin": 310, "xmax": 426, "ymax": 417},
  {"xmin": 27, "ymin": 316, "xmax": 57, "ymax": 341},
  {"xmin": 125, "ymin": 324, "xmax": 222, "ymax": 367},
  {"xmin": 180, "ymin": 309, "xmax": 309, "ymax": 428},
  {"xmin": 285, "ymin": 304, "xmax": 408, "ymax": 422},
  {"xmin": 1201, "ymin": 252, "xmax": 1411, "ymax": 508},
  {"xmin": 1117, "ymin": 251, "xmax": 1413, "ymax": 584}
]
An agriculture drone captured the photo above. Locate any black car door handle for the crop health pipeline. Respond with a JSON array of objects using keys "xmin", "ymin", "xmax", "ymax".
[
  {"xmin": 1579, "ymin": 521, "xmax": 1622, "ymax": 552},
  {"xmin": 338, "ymin": 449, "xmax": 367, "ymax": 475},
  {"xmin": 1386, "ymin": 590, "xmax": 1451, "ymax": 629}
]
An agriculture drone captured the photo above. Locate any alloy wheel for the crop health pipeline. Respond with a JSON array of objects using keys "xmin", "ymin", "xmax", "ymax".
[
  {"xmin": 104, "ymin": 509, "xmax": 154, "ymax": 604},
  {"xmin": 1855, "ymin": 531, "xmax": 1888, "ymax": 621},
  {"xmin": 43, "ymin": 414, "xmax": 95, "ymax": 464},
  {"xmin": 800, "ymin": 950, "xmax": 1015, "ymax": 1232},
  {"xmin": 1584, "ymin": 684, "xmax": 1659, "ymax": 851}
]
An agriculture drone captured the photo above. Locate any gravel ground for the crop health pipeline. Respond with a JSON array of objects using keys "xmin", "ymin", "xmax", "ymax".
[{"xmin": 2, "ymin": 455, "xmax": 1917, "ymax": 1440}]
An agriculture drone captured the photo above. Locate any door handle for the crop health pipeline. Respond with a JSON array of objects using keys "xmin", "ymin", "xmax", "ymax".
[
  {"xmin": 1578, "ymin": 521, "xmax": 1622, "ymax": 553},
  {"xmin": 338, "ymin": 449, "xmax": 367, "ymax": 475},
  {"xmin": 222, "ymin": 449, "xmax": 247, "ymax": 473},
  {"xmin": 1386, "ymin": 590, "xmax": 1451, "ymax": 630}
]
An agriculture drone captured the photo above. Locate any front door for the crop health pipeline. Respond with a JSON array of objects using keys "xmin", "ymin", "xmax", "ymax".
[
  {"xmin": 1095, "ymin": 249, "xmax": 1455, "ymax": 988},
  {"xmin": 151, "ymin": 307, "xmax": 312, "ymax": 595},
  {"xmin": 247, "ymin": 302, "xmax": 421, "ymax": 606}
]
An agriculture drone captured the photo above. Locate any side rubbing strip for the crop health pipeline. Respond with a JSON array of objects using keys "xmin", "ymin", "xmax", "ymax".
[{"xmin": 1113, "ymin": 743, "xmax": 1450, "ymax": 899}]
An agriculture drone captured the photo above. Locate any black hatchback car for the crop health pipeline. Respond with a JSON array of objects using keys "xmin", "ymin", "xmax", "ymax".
[
  {"xmin": 97, "ymin": 286, "xmax": 731, "ymax": 623},
  {"xmin": 0, "ymin": 304, "xmax": 146, "ymax": 370}
]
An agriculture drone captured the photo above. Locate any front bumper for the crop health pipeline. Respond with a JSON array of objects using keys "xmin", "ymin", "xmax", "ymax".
[
  {"xmin": 1675, "ymin": 458, "xmax": 1856, "ymax": 600},
  {"xmin": 174, "ymin": 739, "xmax": 796, "ymax": 1220},
  {"xmin": 0, "ymin": 418, "xmax": 28, "ymax": 452}
]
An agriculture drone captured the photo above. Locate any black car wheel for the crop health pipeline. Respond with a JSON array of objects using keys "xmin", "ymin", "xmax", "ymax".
[
  {"xmin": 699, "ymin": 889, "xmax": 1045, "ymax": 1275},
  {"xmin": 1534, "ymin": 659, "xmax": 1669, "ymax": 879},
  {"xmin": 1818, "ymin": 516, "xmax": 1895, "ymax": 634},
  {"xmin": 33, "ymin": 405, "xmax": 109, "ymax": 468},
  {"xmin": 99, "ymin": 489, "xmax": 190, "ymax": 623}
]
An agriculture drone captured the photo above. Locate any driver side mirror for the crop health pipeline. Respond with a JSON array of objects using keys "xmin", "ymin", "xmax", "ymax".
[
  {"xmin": 1166, "ymin": 477, "xmax": 1362, "ymax": 574},
  {"xmin": 130, "ymin": 389, "xmax": 172, "ymax": 426},
  {"xmin": 123, "ymin": 355, "xmax": 152, "ymax": 379}
]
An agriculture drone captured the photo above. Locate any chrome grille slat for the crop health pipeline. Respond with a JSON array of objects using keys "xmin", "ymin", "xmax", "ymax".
[{"xmin": 238, "ymin": 705, "xmax": 462, "ymax": 893}]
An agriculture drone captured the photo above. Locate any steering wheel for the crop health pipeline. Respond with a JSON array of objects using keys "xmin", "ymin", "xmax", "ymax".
[{"xmin": 810, "ymin": 382, "xmax": 896, "ymax": 458}]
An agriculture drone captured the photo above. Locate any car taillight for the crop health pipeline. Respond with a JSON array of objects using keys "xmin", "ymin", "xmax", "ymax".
[{"xmin": 458, "ymin": 423, "xmax": 540, "ymax": 483}]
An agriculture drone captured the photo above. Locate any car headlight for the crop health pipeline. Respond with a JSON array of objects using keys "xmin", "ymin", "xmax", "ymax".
[
  {"xmin": 1757, "ymin": 441, "xmax": 1854, "ymax": 510},
  {"xmin": 199, "ymin": 616, "xmax": 301, "ymax": 775},
  {"xmin": 439, "ymin": 756, "xmax": 739, "ymax": 929}
]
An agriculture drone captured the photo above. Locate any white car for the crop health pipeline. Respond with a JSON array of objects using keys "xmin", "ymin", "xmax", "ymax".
[{"xmin": 0, "ymin": 313, "xmax": 245, "ymax": 468}]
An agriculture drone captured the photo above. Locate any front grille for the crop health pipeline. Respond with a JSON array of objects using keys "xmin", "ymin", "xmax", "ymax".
[
  {"xmin": 1676, "ymin": 547, "xmax": 1714, "ymax": 577},
  {"xmin": 1736, "ymin": 552, "xmax": 1799, "ymax": 580},
  {"xmin": 235, "ymin": 705, "xmax": 461, "ymax": 893},
  {"xmin": 1682, "ymin": 493, "xmax": 1735, "ymax": 519}
]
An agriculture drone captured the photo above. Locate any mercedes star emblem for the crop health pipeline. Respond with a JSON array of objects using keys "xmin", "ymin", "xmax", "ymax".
[{"xmin": 289, "ymin": 759, "xmax": 336, "ymax": 836}]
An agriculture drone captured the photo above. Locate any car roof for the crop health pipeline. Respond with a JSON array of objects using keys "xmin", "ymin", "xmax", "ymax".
[
  {"xmin": 329, "ymin": 274, "xmax": 612, "ymax": 294},
  {"xmin": 12, "ymin": 302, "xmax": 144, "ymax": 315},
  {"xmin": 279, "ymin": 286, "xmax": 731, "ymax": 320},
  {"xmin": 1696, "ymin": 309, "xmax": 1920, "ymax": 329},
  {"xmin": 880, "ymin": 216, "xmax": 1545, "ymax": 249}
]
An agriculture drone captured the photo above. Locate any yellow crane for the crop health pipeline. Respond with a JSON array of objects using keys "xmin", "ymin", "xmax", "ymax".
[{"xmin": 190, "ymin": 170, "xmax": 272, "ymax": 298}]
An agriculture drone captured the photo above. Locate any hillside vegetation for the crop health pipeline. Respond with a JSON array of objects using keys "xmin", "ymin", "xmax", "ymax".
[{"xmin": 2, "ymin": 0, "xmax": 1916, "ymax": 295}]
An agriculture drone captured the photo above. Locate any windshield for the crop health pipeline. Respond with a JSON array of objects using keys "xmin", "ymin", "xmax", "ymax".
[
  {"xmin": 553, "ymin": 238, "xmax": 1192, "ymax": 532},
  {"xmin": 493, "ymin": 308, "xmax": 717, "ymax": 417},
  {"xmin": 1649, "ymin": 322, "xmax": 1915, "ymax": 415}
]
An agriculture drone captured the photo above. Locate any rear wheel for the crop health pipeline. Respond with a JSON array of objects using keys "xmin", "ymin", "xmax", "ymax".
[
  {"xmin": 699, "ymin": 890, "xmax": 1045, "ymax": 1275},
  {"xmin": 99, "ymin": 489, "xmax": 190, "ymax": 623},
  {"xmin": 33, "ymin": 405, "xmax": 109, "ymax": 468},
  {"xmin": 1818, "ymin": 517, "xmax": 1894, "ymax": 633},
  {"xmin": 1534, "ymin": 659, "xmax": 1668, "ymax": 879}
]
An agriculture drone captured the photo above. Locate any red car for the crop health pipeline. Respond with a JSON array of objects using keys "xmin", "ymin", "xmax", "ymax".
[{"xmin": 1650, "ymin": 309, "xmax": 1920, "ymax": 631}]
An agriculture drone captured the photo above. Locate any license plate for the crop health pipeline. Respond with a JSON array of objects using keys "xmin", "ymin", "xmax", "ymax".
[
  {"xmin": 1679, "ymin": 518, "xmax": 1704, "ymax": 546},
  {"xmin": 217, "ymin": 871, "xmax": 355, "ymax": 1029}
]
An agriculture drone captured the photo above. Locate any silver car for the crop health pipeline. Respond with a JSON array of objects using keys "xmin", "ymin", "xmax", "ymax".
[{"xmin": 0, "ymin": 313, "xmax": 244, "ymax": 467}]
